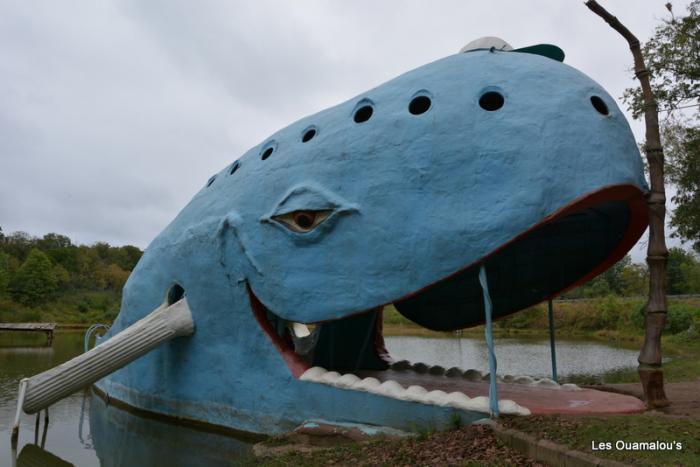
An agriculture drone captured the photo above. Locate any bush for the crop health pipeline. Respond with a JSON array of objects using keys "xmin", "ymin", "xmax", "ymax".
[{"xmin": 666, "ymin": 302, "xmax": 697, "ymax": 334}]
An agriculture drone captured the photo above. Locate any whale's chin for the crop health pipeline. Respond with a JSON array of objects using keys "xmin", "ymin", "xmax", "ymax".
[{"xmin": 246, "ymin": 183, "xmax": 647, "ymax": 414}]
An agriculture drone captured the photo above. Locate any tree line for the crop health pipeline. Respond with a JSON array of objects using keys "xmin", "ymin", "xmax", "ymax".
[
  {"xmin": 564, "ymin": 250, "xmax": 700, "ymax": 299},
  {"xmin": 0, "ymin": 227, "xmax": 142, "ymax": 307}
]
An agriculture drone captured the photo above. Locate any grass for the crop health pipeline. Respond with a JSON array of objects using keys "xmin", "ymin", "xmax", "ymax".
[
  {"xmin": 502, "ymin": 414, "xmax": 700, "ymax": 466},
  {"xmin": 0, "ymin": 290, "xmax": 120, "ymax": 325}
]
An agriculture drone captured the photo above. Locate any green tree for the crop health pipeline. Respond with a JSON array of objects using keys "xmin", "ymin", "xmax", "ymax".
[
  {"xmin": 666, "ymin": 247, "xmax": 698, "ymax": 294},
  {"xmin": 0, "ymin": 251, "xmax": 12, "ymax": 296},
  {"xmin": 624, "ymin": 1, "xmax": 700, "ymax": 252},
  {"xmin": 620, "ymin": 262, "xmax": 648, "ymax": 296},
  {"xmin": 37, "ymin": 233, "xmax": 73, "ymax": 250},
  {"xmin": 679, "ymin": 259, "xmax": 700, "ymax": 292},
  {"xmin": 10, "ymin": 248, "xmax": 58, "ymax": 305},
  {"xmin": 664, "ymin": 123, "xmax": 700, "ymax": 252}
]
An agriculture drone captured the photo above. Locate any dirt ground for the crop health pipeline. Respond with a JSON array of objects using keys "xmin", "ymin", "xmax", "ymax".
[
  {"xmin": 253, "ymin": 424, "xmax": 545, "ymax": 466},
  {"xmin": 596, "ymin": 378, "xmax": 700, "ymax": 418}
]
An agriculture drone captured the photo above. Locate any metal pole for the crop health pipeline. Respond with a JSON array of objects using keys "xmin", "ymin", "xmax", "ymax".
[
  {"xmin": 548, "ymin": 299, "xmax": 558, "ymax": 383},
  {"xmin": 10, "ymin": 378, "xmax": 28, "ymax": 448},
  {"xmin": 479, "ymin": 265, "xmax": 499, "ymax": 418}
]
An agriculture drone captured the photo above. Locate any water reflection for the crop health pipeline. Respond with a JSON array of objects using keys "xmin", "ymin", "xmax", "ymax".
[
  {"xmin": 1, "ymin": 331, "xmax": 642, "ymax": 466},
  {"xmin": 89, "ymin": 393, "xmax": 252, "ymax": 467},
  {"xmin": 17, "ymin": 443, "xmax": 74, "ymax": 467}
]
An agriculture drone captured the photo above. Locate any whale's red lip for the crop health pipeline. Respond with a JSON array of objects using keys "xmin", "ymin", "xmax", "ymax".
[
  {"xmin": 249, "ymin": 183, "xmax": 648, "ymax": 376},
  {"xmin": 248, "ymin": 285, "xmax": 312, "ymax": 378}
]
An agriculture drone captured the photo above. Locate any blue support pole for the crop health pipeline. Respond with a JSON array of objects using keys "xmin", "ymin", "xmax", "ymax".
[
  {"xmin": 478, "ymin": 265, "xmax": 499, "ymax": 418},
  {"xmin": 547, "ymin": 299, "xmax": 558, "ymax": 383}
]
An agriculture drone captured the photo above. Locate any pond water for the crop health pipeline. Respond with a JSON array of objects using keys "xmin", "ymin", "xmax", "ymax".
[{"xmin": 0, "ymin": 331, "xmax": 640, "ymax": 466}]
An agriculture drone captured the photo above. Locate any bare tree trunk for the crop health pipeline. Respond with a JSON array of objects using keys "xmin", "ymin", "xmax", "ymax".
[{"xmin": 585, "ymin": 0, "xmax": 669, "ymax": 407}]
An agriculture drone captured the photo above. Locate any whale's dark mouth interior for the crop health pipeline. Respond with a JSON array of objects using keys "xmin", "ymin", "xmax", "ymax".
[{"xmin": 249, "ymin": 185, "xmax": 648, "ymax": 378}]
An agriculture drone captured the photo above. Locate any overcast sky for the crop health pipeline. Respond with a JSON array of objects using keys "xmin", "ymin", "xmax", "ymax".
[{"xmin": 0, "ymin": 0, "xmax": 691, "ymax": 261}]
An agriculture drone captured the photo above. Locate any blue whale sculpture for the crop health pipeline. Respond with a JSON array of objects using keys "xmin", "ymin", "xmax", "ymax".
[{"xmin": 96, "ymin": 41, "xmax": 648, "ymax": 435}]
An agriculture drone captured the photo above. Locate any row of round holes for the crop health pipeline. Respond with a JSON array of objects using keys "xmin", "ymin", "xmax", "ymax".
[{"xmin": 207, "ymin": 92, "xmax": 609, "ymax": 187}]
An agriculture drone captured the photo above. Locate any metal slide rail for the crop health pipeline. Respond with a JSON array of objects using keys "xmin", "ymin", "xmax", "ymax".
[{"xmin": 10, "ymin": 298, "xmax": 194, "ymax": 445}]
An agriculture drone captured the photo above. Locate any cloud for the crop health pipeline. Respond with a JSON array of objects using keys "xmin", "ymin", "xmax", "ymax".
[{"xmin": 0, "ymin": 0, "xmax": 689, "ymax": 262}]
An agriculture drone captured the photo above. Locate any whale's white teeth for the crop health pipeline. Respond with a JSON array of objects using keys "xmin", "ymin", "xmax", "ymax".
[
  {"xmin": 535, "ymin": 378, "xmax": 558, "ymax": 388},
  {"xmin": 425, "ymin": 390, "xmax": 450, "ymax": 406},
  {"xmin": 561, "ymin": 383, "xmax": 582, "ymax": 391},
  {"xmin": 291, "ymin": 322, "xmax": 311, "ymax": 338},
  {"xmin": 386, "ymin": 361, "xmax": 580, "ymax": 391},
  {"xmin": 353, "ymin": 377, "xmax": 381, "ymax": 391},
  {"xmin": 446, "ymin": 391, "xmax": 472, "ymax": 409},
  {"xmin": 300, "ymin": 367, "xmax": 531, "ymax": 416},
  {"xmin": 377, "ymin": 380, "xmax": 407, "ymax": 399},
  {"xmin": 464, "ymin": 369, "xmax": 484, "ymax": 381},
  {"xmin": 321, "ymin": 371, "xmax": 341, "ymax": 384},
  {"xmin": 390, "ymin": 360, "xmax": 412, "ymax": 371},
  {"xmin": 300, "ymin": 366, "xmax": 327, "ymax": 382},
  {"xmin": 299, "ymin": 362, "xmax": 563, "ymax": 416},
  {"xmin": 406, "ymin": 385, "xmax": 428, "ymax": 398},
  {"xmin": 499, "ymin": 399, "xmax": 531, "ymax": 416},
  {"xmin": 335, "ymin": 373, "xmax": 361, "ymax": 388},
  {"xmin": 412, "ymin": 362, "xmax": 429, "ymax": 373}
]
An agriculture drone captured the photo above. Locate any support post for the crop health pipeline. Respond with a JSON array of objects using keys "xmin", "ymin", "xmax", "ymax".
[
  {"xmin": 479, "ymin": 265, "xmax": 499, "ymax": 418},
  {"xmin": 585, "ymin": 0, "xmax": 668, "ymax": 407},
  {"xmin": 547, "ymin": 299, "xmax": 558, "ymax": 382}
]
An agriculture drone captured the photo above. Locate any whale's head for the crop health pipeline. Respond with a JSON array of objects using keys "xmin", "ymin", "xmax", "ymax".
[
  {"xmin": 109, "ymin": 42, "xmax": 648, "ymax": 431},
  {"xmin": 183, "ymin": 45, "xmax": 647, "ymax": 375}
]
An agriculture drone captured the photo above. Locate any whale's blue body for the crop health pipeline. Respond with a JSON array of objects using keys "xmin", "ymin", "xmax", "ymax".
[{"xmin": 97, "ymin": 47, "xmax": 648, "ymax": 435}]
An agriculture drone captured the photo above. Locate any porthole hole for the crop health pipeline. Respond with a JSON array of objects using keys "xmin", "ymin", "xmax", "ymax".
[
  {"xmin": 302, "ymin": 128, "xmax": 316, "ymax": 142},
  {"xmin": 353, "ymin": 105, "xmax": 373, "ymax": 123},
  {"xmin": 409, "ymin": 95, "xmax": 432, "ymax": 115},
  {"xmin": 590, "ymin": 96, "xmax": 609, "ymax": 115},
  {"xmin": 167, "ymin": 284, "xmax": 185, "ymax": 305},
  {"xmin": 261, "ymin": 147, "xmax": 274, "ymax": 160},
  {"xmin": 479, "ymin": 92, "xmax": 504, "ymax": 111},
  {"xmin": 229, "ymin": 161, "xmax": 240, "ymax": 175},
  {"xmin": 206, "ymin": 175, "xmax": 216, "ymax": 187}
]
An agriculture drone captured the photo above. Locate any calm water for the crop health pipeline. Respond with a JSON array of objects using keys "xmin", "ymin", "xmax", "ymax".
[{"xmin": 0, "ymin": 331, "xmax": 639, "ymax": 466}]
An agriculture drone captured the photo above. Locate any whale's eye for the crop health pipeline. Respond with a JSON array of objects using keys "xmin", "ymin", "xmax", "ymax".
[
  {"xmin": 272, "ymin": 210, "xmax": 332, "ymax": 233},
  {"xmin": 590, "ymin": 96, "xmax": 609, "ymax": 116}
]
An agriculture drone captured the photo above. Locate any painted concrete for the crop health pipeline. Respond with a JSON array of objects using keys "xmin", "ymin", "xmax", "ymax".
[{"xmin": 95, "ymin": 46, "xmax": 648, "ymax": 434}]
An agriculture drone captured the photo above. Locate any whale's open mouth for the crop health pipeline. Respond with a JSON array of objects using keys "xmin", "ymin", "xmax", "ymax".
[{"xmin": 248, "ymin": 184, "xmax": 647, "ymax": 415}]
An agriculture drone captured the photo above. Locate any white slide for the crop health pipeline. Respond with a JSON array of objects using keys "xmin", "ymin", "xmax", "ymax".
[{"xmin": 10, "ymin": 298, "xmax": 194, "ymax": 443}]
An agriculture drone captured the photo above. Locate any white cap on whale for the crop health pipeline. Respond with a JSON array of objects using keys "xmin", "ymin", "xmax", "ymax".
[{"xmin": 459, "ymin": 36, "xmax": 513, "ymax": 53}]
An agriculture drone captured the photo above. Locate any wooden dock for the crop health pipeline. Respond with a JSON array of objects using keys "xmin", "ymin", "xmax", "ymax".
[{"xmin": 0, "ymin": 323, "xmax": 57, "ymax": 345}]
